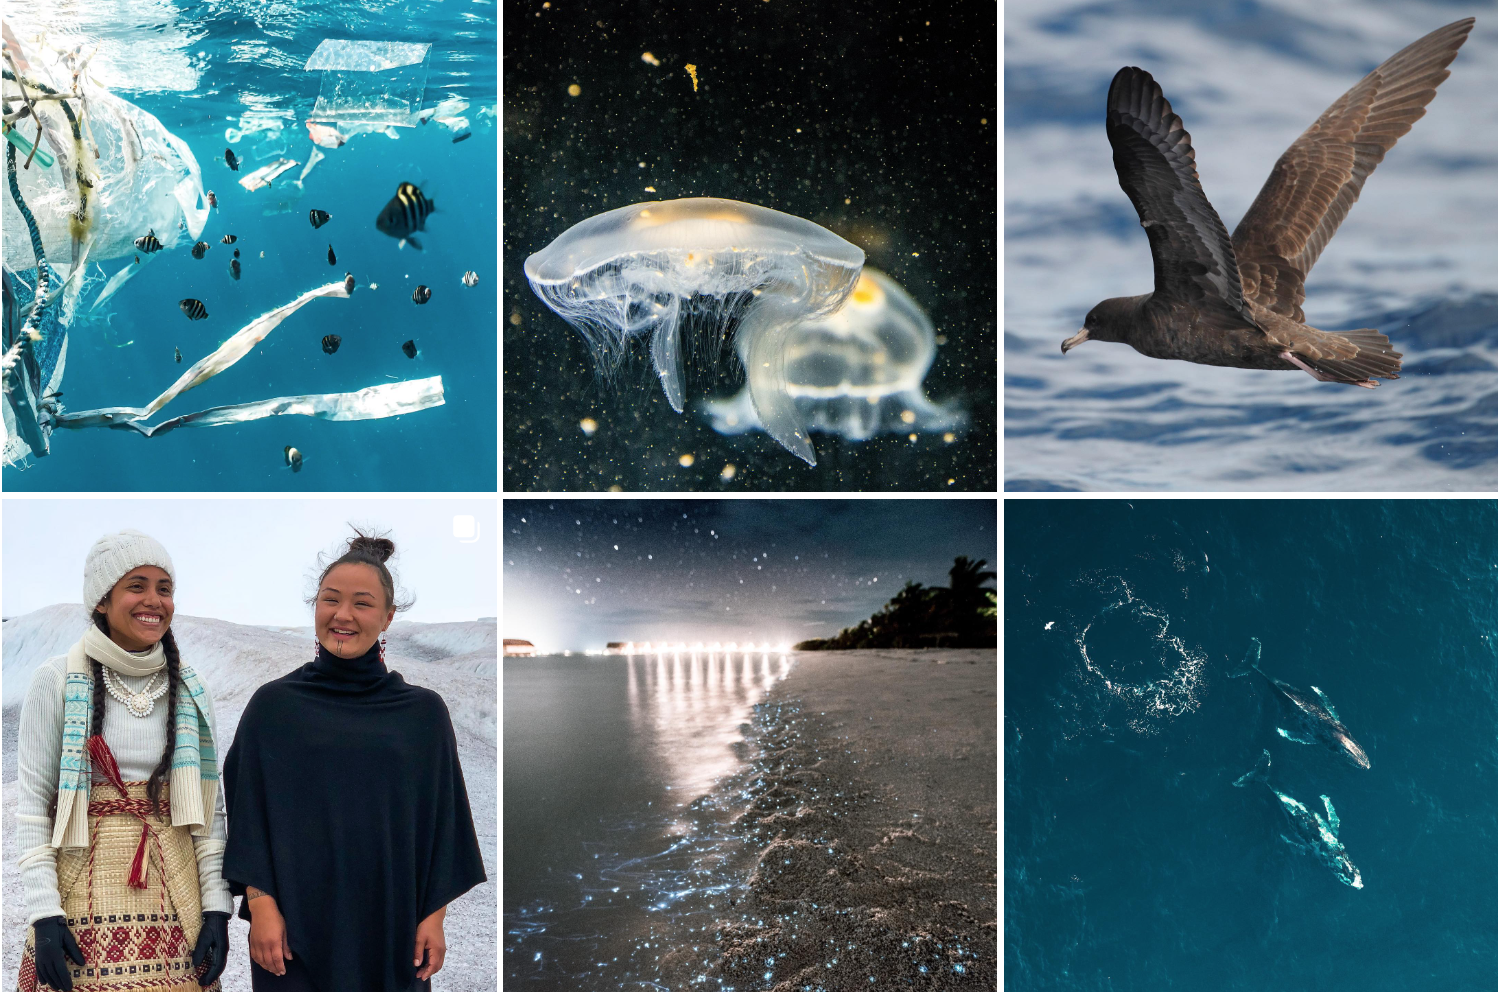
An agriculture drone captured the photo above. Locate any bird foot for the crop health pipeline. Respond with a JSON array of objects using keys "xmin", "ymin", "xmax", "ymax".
[{"xmin": 1280, "ymin": 351, "xmax": 1378, "ymax": 388}]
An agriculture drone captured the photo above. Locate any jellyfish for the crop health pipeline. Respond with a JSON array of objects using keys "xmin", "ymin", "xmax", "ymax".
[
  {"xmin": 705, "ymin": 268, "xmax": 964, "ymax": 447},
  {"xmin": 524, "ymin": 197, "xmax": 864, "ymax": 464}
]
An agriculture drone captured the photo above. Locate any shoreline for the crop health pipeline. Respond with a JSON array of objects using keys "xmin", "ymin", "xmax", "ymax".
[{"xmin": 698, "ymin": 649, "xmax": 998, "ymax": 990}]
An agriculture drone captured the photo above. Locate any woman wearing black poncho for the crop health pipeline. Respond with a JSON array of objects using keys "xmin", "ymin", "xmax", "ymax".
[{"xmin": 222, "ymin": 532, "xmax": 486, "ymax": 992}]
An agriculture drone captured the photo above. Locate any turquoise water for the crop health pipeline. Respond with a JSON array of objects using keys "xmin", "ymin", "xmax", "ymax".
[
  {"xmin": 1005, "ymin": 500, "xmax": 1498, "ymax": 990},
  {"xmin": 4, "ymin": 0, "xmax": 495, "ymax": 490}
]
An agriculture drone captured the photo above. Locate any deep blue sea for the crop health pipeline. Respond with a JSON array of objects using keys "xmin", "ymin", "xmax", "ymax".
[
  {"xmin": 1004, "ymin": 500, "xmax": 1498, "ymax": 991},
  {"xmin": 1005, "ymin": 0, "xmax": 1498, "ymax": 491},
  {"xmin": 3, "ymin": 0, "xmax": 495, "ymax": 490}
]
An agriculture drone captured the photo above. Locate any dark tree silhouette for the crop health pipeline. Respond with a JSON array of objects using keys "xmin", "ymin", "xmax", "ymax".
[{"xmin": 795, "ymin": 557, "xmax": 996, "ymax": 650}]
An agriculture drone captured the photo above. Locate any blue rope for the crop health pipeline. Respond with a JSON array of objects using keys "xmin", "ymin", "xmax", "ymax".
[{"xmin": 6, "ymin": 138, "xmax": 49, "ymax": 337}]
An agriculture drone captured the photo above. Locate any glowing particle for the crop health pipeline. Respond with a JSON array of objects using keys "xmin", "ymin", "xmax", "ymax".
[
  {"xmin": 719, "ymin": 464, "xmax": 737, "ymax": 481},
  {"xmin": 641, "ymin": 52, "xmax": 660, "ymax": 66},
  {"xmin": 947, "ymin": 478, "xmax": 955, "ymax": 486},
  {"xmin": 509, "ymin": 312, "xmax": 523, "ymax": 326},
  {"xmin": 579, "ymin": 417, "xmax": 598, "ymax": 436},
  {"xmin": 678, "ymin": 453, "xmax": 695, "ymax": 467},
  {"xmin": 900, "ymin": 409, "xmax": 916, "ymax": 424},
  {"xmin": 568, "ymin": 83, "xmax": 581, "ymax": 96},
  {"xmin": 981, "ymin": 117, "xmax": 988, "ymax": 125},
  {"xmin": 908, "ymin": 433, "xmax": 918, "ymax": 442},
  {"xmin": 943, "ymin": 432, "xmax": 956, "ymax": 443},
  {"xmin": 685, "ymin": 63, "xmax": 699, "ymax": 91},
  {"xmin": 644, "ymin": 186, "xmax": 656, "ymax": 192}
]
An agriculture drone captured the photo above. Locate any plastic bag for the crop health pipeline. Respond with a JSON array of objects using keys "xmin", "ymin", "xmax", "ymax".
[{"xmin": 305, "ymin": 40, "xmax": 431, "ymax": 127}]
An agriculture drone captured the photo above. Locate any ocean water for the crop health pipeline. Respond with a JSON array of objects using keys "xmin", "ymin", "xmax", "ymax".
[
  {"xmin": 1004, "ymin": 0, "xmax": 1498, "ymax": 491},
  {"xmin": 504, "ymin": 650, "xmax": 794, "ymax": 988},
  {"xmin": 3, "ymin": 0, "xmax": 496, "ymax": 490},
  {"xmin": 1004, "ymin": 499, "xmax": 1498, "ymax": 991},
  {"xmin": 503, "ymin": 1, "xmax": 996, "ymax": 492}
]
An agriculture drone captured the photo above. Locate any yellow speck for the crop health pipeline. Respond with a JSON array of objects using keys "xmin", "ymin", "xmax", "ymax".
[
  {"xmin": 542, "ymin": 1, "xmax": 550, "ymax": 6},
  {"xmin": 911, "ymin": 252, "xmax": 920, "ymax": 257},
  {"xmin": 509, "ymin": 312, "xmax": 522, "ymax": 326},
  {"xmin": 900, "ymin": 409, "xmax": 916, "ymax": 424},
  {"xmin": 980, "ymin": 117, "xmax": 988, "ymax": 125},
  {"xmin": 609, "ymin": 484, "xmax": 622, "ymax": 492},
  {"xmin": 908, "ymin": 433, "xmax": 918, "ymax": 442},
  {"xmin": 639, "ymin": 161, "xmax": 647, "ymax": 168},
  {"xmin": 579, "ymin": 417, "xmax": 598, "ymax": 436},
  {"xmin": 851, "ymin": 273, "xmax": 883, "ymax": 306},
  {"xmin": 943, "ymin": 432, "xmax": 956, "ymax": 444},
  {"xmin": 795, "ymin": 127, "xmax": 802, "ymax": 133},
  {"xmin": 567, "ymin": 83, "xmax": 581, "ymax": 96},
  {"xmin": 641, "ymin": 51, "xmax": 660, "ymax": 66},
  {"xmin": 935, "ymin": 334, "xmax": 947, "ymax": 345},
  {"xmin": 947, "ymin": 478, "xmax": 955, "ymax": 486},
  {"xmin": 644, "ymin": 185, "xmax": 656, "ymax": 192},
  {"xmin": 685, "ymin": 64, "xmax": 699, "ymax": 92},
  {"xmin": 678, "ymin": 453, "xmax": 695, "ymax": 467},
  {"xmin": 720, "ymin": 464, "xmax": 737, "ymax": 481},
  {"xmin": 844, "ymin": 197, "xmax": 851, "ymax": 205}
]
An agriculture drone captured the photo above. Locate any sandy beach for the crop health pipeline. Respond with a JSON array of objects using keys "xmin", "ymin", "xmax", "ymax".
[{"xmin": 706, "ymin": 649, "xmax": 997, "ymax": 990}]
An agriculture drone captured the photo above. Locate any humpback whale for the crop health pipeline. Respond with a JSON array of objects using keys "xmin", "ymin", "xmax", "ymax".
[
  {"xmin": 1232, "ymin": 638, "xmax": 1370, "ymax": 769},
  {"xmin": 1235, "ymin": 749, "xmax": 1363, "ymax": 889}
]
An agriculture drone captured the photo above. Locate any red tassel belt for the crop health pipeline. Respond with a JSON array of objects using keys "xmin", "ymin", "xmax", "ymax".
[{"xmin": 85, "ymin": 735, "xmax": 164, "ymax": 891}]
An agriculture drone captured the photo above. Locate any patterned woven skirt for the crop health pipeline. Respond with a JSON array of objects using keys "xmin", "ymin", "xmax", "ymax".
[{"xmin": 18, "ymin": 780, "xmax": 216, "ymax": 992}]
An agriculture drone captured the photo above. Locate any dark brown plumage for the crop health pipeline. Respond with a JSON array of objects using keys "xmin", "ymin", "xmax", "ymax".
[{"xmin": 1063, "ymin": 18, "xmax": 1474, "ymax": 388}]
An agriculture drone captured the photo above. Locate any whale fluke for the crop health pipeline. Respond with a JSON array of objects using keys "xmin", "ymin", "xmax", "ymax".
[
  {"xmin": 1230, "ymin": 637, "xmax": 1262, "ymax": 678},
  {"xmin": 1234, "ymin": 748, "xmax": 1272, "ymax": 788}
]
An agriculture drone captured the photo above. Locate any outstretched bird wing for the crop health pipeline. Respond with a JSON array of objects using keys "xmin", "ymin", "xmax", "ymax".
[
  {"xmin": 1232, "ymin": 18, "xmax": 1474, "ymax": 322},
  {"xmin": 1107, "ymin": 67, "xmax": 1257, "ymax": 331}
]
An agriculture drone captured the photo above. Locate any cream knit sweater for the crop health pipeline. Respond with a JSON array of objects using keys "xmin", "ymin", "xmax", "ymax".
[{"xmin": 16, "ymin": 654, "xmax": 234, "ymax": 924}]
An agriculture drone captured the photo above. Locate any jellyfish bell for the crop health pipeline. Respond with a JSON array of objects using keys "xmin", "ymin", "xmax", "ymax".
[
  {"xmin": 706, "ymin": 268, "xmax": 963, "ymax": 447},
  {"xmin": 524, "ymin": 196, "xmax": 865, "ymax": 464}
]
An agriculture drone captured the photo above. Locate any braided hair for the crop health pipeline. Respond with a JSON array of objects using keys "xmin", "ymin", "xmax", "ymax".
[{"xmin": 89, "ymin": 608, "xmax": 180, "ymax": 815}]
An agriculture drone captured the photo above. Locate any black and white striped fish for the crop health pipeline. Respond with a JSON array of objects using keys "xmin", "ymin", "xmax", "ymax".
[
  {"xmin": 284, "ymin": 446, "xmax": 303, "ymax": 472},
  {"xmin": 375, "ymin": 181, "xmax": 435, "ymax": 250},
  {"xmin": 309, "ymin": 209, "xmax": 331, "ymax": 229},
  {"xmin": 412, "ymin": 284, "xmax": 431, "ymax": 305},
  {"xmin": 134, "ymin": 230, "xmax": 162, "ymax": 254},
  {"xmin": 179, "ymin": 299, "xmax": 208, "ymax": 320},
  {"xmin": 321, "ymin": 334, "xmax": 341, "ymax": 355},
  {"xmin": 191, "ymin": 241, "xmax": 210, "ymax": 259},
  {"xmin": 225, "ymin": 149, "xmax": 240, "ymax": 171},
  {"xmin": 221, "ymin": 234, "xmax": 237, "ymax": 244}
]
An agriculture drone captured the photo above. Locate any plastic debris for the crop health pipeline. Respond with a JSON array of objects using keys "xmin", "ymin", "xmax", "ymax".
[
  {"xmin": 305, "ymin": 40, "xmax": 431, "ymax": 127},
  {"xmin": 239, "ymin": 159, "xmax": 299, "ymax": 192}
]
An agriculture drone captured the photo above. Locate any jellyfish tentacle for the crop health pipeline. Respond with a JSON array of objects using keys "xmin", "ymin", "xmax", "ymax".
[
  {"xmin": 743, "ymin": 296, "xmax": 817, "ymax": 466},
  {"xmin": 649, "ymin": 296, "xmax": 686, "ymax": 412}
]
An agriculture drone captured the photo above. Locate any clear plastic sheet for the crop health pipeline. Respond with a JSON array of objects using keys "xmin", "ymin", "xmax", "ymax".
[{"xmin": 305, "ymin": 40, "xmax": 431, "ymax": 127}]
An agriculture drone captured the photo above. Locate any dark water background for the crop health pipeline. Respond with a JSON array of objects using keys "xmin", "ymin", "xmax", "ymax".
[
  {"xmin": 4, "ymin": 0, "xmax": 496, "ymax": 490},
  {"xmin": 504, "ymin": 651, "xmax": 793, "ymax": 988},
  {"xmin": 1005, "ymin": 499, "xmax": 1497, "ymax": 991},
  {"xmin": 503, "ymin": 0, "xmax": 996, "ymax": 491},
  {"xmin": 1004, "ymin": 0, "xmax": 1498, "ymax": 491}
]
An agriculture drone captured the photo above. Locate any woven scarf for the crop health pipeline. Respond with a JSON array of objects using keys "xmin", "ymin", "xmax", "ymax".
[{"xmin": 51, "ymin": 628, "xmax": 219, "ymax": 849}]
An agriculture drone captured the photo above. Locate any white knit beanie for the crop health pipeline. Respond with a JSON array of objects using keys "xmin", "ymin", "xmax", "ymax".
[{"xmin": 83, "ymin": 529, "xmax": 176, "ymax": 610}]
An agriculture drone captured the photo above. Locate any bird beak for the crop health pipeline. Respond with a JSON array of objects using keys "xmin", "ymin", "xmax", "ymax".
[{"xmin": 1061, "ymin": 328, "xmax": 1090, "ymax": 354}]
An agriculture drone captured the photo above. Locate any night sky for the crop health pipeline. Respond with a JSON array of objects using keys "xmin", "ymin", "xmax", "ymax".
[{"xmin": 504, "ymin": 499, "xmax": 996, "ymax": 651}]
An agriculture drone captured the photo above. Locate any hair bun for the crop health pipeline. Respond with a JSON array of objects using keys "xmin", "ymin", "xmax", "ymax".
[{"xmin": 348, "ymin": 533, "xmax": 396, "ymax": 563}]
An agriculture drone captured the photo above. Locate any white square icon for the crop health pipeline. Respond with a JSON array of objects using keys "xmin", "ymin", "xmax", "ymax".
[{"xmin": 453, "ymin": 514, "xmax": 479, "ymax": 542}]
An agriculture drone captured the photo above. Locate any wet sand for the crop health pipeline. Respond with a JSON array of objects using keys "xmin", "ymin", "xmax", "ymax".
[{"xmin": 710, "ymin": 649, "xmax": 997, "ymax": 990}]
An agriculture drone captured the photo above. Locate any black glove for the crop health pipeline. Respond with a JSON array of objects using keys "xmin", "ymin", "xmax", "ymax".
[
  {"xmin": 32, "ymin": 916, "xmax": 84, "ymax": 992},
  {"xmin": 192, "ymin": 911, "xmax": 231, "ymax": 987}
]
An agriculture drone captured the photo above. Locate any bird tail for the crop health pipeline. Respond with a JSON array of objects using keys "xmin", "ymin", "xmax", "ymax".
[
  {"xmin": 1234, "ymin": 749, "xmax": 1272, "ymax": 788},
  {"xmin": 1229, "ymin": 637, "xmax": 1261, "ymax": 678},
  {"xmin": 1307, "ymin": 328, "xmax": 1402, "ymax": 385}
]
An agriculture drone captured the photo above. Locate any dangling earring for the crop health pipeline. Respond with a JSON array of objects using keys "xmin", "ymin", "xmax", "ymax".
[
  {"xmin": 314, "ymin": 637, "xmax": 320, "ymax": 663},
  {"xmin": 379, "ymin": 634, "xmax": 387, "ymax": 665}
]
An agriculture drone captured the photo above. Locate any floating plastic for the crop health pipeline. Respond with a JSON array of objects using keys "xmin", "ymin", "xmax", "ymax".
[{"xmin": 305, "ymin": 40, "xmax": 431, "ymax": 127}]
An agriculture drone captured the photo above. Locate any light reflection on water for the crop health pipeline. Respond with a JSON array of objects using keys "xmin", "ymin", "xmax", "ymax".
[{"xmin": 504, "ymin": 649, "xmax": 793, "ymax": 988}]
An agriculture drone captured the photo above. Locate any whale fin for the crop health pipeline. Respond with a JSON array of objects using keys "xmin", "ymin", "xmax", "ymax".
[
  {"xmin": 1234, "ymin": 748, "xmax": 1271, "ymax": 788},
  {"xmin": 1310, "ymin": 686, "xmax": 1340, "ymax": 721},
  {"xmin": 1230, "ymin": 637, "xmax": 1262, "ymax": 678},
  {"xmin": 1321, "ymin": 795, "xmax": 1340, "ymax": 836},
  {"xmin": 1276, "ymin": 726, "xmax": 1316, "ymax": 746}
]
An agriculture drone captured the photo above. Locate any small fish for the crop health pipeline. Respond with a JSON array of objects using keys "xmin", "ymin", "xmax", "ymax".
[
  {"xmin": 174, "ymin": 346, "xmax": 182, "ymax": 363},
  {"xmin": 221, "ymin": 234, "xmax": 237, "ymax": 244},
  {"xmin": 206, "ymin": 190, "xmax": 218, "ymax": 209},
  {"xmin": 229, "ymin": 259, "xmax": 241, "ymax": 280},
  {"xmin": 191, "ymin": 241, "xmax": 210, "ymax": 259},
  {"xmin": 401, "ymin": 339, "xmax": 417, "ymax": 359},
  {"xmin": 233, "ymin": 248, "xmax": 240, "ymax": 258},
  {"xmin": 259, "ymin": 251, "xmax": 265, "ymax": 258},
  {"xmin": 327, "ymin": 244, "xmax": 337, "ymax": 266},
  {"xmin": 309, "ymin": 209, "xmax": 332, "ymax": 229},
  {"xmin": 369, "ymin": 282, "xmax": 379, "ymax": 290},
  {"xmin": 451, "ymin": 131, "xmax": 471, "ymax": 144},
  {"xmin": 343, "ymin": 273, "xmax": 356, "ymax": 295},
  {"xmin": 321, "ymin": 334, "xmax": 341, "ymax": 355},
  {"xmin": 462, "ymin": 270, "xmax": 479, "ymax": 288},
  {"xmin": 179, "ymin": 298, "xmax": 208, "ymax": 320},
  {"xmin": 284, "ymin": 446, "xmax": 303, "ymax": 472},
  {"xmin": 134, "ymin": 255, "xmax": 140, "ymax": 264},
  {"xmin": 375, "ymin": 181, "xmax": 434, "ymax": 250},
  {"xmin": 305, "ymin": 121, "xmax": 345, "ymax": 149},
  {"xmin": 411, "ymin": 284, "xmax": 431, "ymax": 305},
  {"xmin": 133, "ymin": 230, "xmax": 162, "ymax": 254},
  {"xmin": 225, "ymin": 149, "xmax": 240, "ymax": 171}
]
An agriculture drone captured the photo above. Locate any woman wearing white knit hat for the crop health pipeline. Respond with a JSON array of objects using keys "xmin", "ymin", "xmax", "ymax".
[{"xmin": 14, "ymin": 530, "xmax": 232, "ymax": 992}]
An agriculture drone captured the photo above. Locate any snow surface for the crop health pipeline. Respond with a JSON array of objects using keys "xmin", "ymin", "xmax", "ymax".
[{"xmin": 1, "ymin": 606, "xmax": 497, "ymax": 992}]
